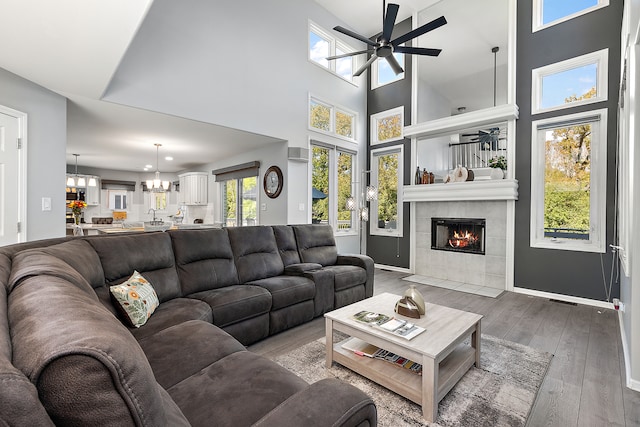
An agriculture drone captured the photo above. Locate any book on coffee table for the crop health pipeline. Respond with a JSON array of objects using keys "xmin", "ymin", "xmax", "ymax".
[{"xmin": 352, "ymin": 311, "xmax": 425, "ymax": 340}]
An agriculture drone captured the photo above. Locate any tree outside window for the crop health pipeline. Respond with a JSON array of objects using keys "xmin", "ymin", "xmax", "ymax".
[
  {"xmin": 310, "ymin": 99, "xmax": 331, "ymax": 132},
  {"xmin": 311, "ymin": 144, "xmax": 356, "ymax": 233},
  {"xmin": 223, "ymin": 177, "xmax": 257, "ymax": 227},
  {"xmin": 312, "ymin": 146, "xmax": 330, "ymax": 224},
  {"xmin": 371, "ymin": 146, "xmax": 403, "ymax": 237},
  {"xmin": 371, "ymin": 107, "xmax": 404, "ymax": 145}
]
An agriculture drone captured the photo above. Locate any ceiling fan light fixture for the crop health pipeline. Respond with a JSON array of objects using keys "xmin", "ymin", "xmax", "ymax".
[{"xmin": 326, "ymin": 2, "xmax": 446, "ymax": 78}]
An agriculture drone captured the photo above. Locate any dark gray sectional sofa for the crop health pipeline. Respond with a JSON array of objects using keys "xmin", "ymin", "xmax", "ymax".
[{"xmin": 0, "ymin": 224, "xmax": 376, "ymax": 426}]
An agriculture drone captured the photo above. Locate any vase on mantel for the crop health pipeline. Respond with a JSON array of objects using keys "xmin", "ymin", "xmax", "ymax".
[{"xmin": 404, "ymin": 285, "xmax": 426, "ymax": 315}]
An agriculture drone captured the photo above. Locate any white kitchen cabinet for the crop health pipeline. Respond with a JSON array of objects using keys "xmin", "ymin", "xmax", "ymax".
[{"xmin": 179, "ymin": 172, "xmax": 208, "ymax": 205}]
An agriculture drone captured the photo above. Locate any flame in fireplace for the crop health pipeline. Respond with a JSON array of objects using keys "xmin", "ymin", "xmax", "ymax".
[{"xmin": 448, "ymin": 230, "xmax": 479, "ymax": 249}]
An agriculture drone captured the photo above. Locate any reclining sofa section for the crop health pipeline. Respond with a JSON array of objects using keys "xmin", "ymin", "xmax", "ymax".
[{"xmin": 0, "ymin": 224, "xmax": 376, "ymax": 426}]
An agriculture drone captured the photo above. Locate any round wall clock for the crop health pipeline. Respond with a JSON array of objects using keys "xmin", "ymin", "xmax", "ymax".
[{"xmin": 263, "ymin": 165, "xmax": 283, "ymax": 199}]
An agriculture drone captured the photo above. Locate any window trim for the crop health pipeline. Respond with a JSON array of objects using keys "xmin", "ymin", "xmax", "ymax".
[
  {"xmin": 309, "ymin": 94, "xmax": 358, "ymax": 143},
  {"xmin": 530, "ymin": 108, "xmax": 607, "ymax": 253},
  {"xmin": 370, "ymin": 106, "xmax": 405, "ymax": 146},
  {"xmin": 371, "ymin": 52, "xmax": 405, "ymax": 90},
  {"xmin": 370, "ymin": 145, "xmax": 404, "ymax": 237},
  {"xmin": 310, "ymin": 140, "xmax": 358, "ymax": 236},
  {"xmin": 308, "ymin": 20, "xmax": 358, "ymax": 85},
  {"xmin": 531, "ymin": 49, "xmax": 608, "ymax": 115},
  {"xmin": 533, "ymin": 0, "xmax": 609, "ymax": 33}
]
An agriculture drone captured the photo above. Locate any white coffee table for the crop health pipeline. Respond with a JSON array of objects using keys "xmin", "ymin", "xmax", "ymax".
[{"xmin": 324, "ymin": 292, "xmax": 482, "ymax": 422}]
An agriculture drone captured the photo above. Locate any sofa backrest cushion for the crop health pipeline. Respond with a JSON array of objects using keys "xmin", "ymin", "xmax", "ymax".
[
  {"xmin": 9, "ymin": 250, "xmax": 100, "ymax": 299},
  {"xmin": 227, "ymin": 226, "xmax": 284, "ymax": 283},
  {"xmin": 170, "ymin": 229, "xmax": 240, "ymax": 294},
  {"xmin": 88, "ymin": 233, "xmax": 181, "ymax": 303},
  {"xmin": 292, "ymin": 224, "xmax": 338, "ymax": 266},
  {"xmin": 8, "ymin": 274, "xmax": 187, "ymax": 426},
  {"xmin": 30, "ymin": 239, "xmax": 105, "ymax": 288},
  {"xmin": 272, "ymin": 225, "xmax": 301, "ymax": 266},
  {"xmin": 0, "ymin": 260, "xmax": 55, "ymax": 426}
]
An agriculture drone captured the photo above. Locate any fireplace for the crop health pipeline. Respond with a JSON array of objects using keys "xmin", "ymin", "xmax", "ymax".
[{"xmin": 431, "ymin": 218, "xmax": 486, "ymax": 255}]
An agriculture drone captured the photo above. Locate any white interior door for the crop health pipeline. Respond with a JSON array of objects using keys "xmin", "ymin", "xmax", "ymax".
[{"xmin": 0, "ymin": 110, "xmax": 21, "ymax": 245}]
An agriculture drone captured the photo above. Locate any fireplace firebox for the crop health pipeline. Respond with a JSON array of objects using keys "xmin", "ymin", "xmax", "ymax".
[{"xmin": 431, "ymin": 218, "xmax": 486, "ymax": 255}]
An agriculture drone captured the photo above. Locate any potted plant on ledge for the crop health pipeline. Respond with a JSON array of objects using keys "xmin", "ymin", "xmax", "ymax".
[{"xmin": 488, "ymin": 155, "xmax": 507, "ymax": 179}]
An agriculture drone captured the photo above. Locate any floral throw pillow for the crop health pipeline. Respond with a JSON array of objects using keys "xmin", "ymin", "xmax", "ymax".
[{"xmin": 110, "ymin": 271, "xmax": 160, "ymax": 328}]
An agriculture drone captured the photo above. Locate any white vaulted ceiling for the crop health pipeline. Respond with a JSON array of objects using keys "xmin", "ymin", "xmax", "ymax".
[{"xmin": 0, "ymin": 0, "xmax": 508, "ymax": 171}]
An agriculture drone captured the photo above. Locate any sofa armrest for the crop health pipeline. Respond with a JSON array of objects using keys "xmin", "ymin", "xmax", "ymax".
[
  {"xmin": 337, "ymin": 254, "xmax": 375, "ymax": 298},
  {"xmin": 284, "ymin": 263, "xmax": 323, "ymax": 275},
  {"xmin": 253, "ymin": 378, "xmax": 377, "ymax": 427}
]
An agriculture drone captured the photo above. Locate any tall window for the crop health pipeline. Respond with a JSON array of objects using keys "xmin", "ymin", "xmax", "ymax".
[
  {"xmin": 309, "ymin": 21, "xmax": 357, "ymax": 83},
  {"xmin": 532, "ymin": 49, "xmax": 608, "ymax": 114},
  {"xmin": 533, "ymin": 0, "xmax": 609, "ymax": 32},
  {"xmin": 309, "ymin": 95, "xmax": 357, "ymax": 142},
  {"xmin": 311, "ymin": 143, "xmax": 356, "ymax": 234},
  {"xmin": 371, "ymin": 106, "xmax": 404, "ymax": 145},
  {"xmin": 530, "ymin": 109, "xmax": 607, "ymax": 252},
  {"xmin": 222, "ymin": 177, "xmax": 257, "ymax": 227},
  {"xmin": 371, "ymin": 52, "xmax": 404, "ymax": 89},
  {"xmin": 371, "ymin": 145, "xmax": 403, "ymax": 237}
]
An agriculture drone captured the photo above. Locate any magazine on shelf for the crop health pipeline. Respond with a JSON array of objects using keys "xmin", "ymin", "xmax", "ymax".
[
  {"xmin": 352, "ymin": 310, "xmax": 425, "ymax": 340},
  {"xmin": 340, "ymin": 337, "xmax": 423, "ymax": 375}
]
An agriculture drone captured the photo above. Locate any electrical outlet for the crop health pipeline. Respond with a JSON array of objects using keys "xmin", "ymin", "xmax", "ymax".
[
  {"xmin": 261, "ymin": 203, "xmax": 267, "ymax": 211},
  {"xmin": 298, "ymin": 203, "xmax": 305, "ymax": 211}
]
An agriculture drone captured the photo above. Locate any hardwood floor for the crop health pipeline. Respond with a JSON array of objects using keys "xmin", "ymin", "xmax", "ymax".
[{"xmin": 248, "ymin": 269, "xmax": 640, "ymax": 426}]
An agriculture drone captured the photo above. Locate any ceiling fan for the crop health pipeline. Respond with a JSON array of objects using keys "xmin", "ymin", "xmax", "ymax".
[
  {"xmin": 326, "ymin": 1, "xmax": 447, "ymax": 77},
  {"xmin": 461, "ymin": 127, "xmax": 506, "ymax": 151}
]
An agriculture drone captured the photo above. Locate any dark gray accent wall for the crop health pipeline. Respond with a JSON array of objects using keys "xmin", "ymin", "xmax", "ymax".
[
  {"xmin": 366, "ymin": 18, "xmax": 412, "ymax": 269},
  {"xmin": 514, "ymin": 2, "xmax": 623, "ymax": 300}
]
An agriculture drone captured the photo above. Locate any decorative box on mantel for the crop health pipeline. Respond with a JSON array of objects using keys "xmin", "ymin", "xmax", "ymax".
[{"xmin": 404, "ymin": 179, "xmax": 518, "ymax": 203}]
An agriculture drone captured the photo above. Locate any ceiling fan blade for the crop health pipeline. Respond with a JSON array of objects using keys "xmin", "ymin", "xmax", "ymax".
[
  {"xmin": 391, "ymin": 16, "xmax": 447, "ymax": 47},
  {"xmin": 386, "ymin": 53, "xmax": 404, "ymax": 75},
  {"xmin": 333, "ymin": 26, "xmax": 378, "ymax": 47},
  {"xmin": 394, "ymin": 46, "xmax": 442, "ymax": 56},
  {"xmin": 381, "ymin": 3, "xmax": 399, "ymax": 42},
  {"xmin": 326, "ymin": 49, "xmax": 374, "ymax": 60},
  {"xmin": 353, "ymin": 54, "xmax": 378, "ymax": 77}
]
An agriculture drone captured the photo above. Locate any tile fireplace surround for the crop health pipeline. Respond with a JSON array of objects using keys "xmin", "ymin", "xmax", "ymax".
[{"xmin": 414, "ymin": 200, "xmax": 508, "ymax": 290}]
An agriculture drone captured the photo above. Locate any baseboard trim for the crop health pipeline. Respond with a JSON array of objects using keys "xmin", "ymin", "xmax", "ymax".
[
  {"xmin": 374, "ymin": 263, "xmax": 411, "ymax": 274},
  {"xmin": 513, "ymin": 287, "xmax": 614, "ymax": 310},
  {"xmin": 618, "ymin": 310, "xmax": 640, "ymax": 392}
]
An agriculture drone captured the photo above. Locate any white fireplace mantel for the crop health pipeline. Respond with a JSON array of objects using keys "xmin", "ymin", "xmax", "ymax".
[{"xmin": 404, "ymin": 179, "xmax": 519, "ymax": 202}]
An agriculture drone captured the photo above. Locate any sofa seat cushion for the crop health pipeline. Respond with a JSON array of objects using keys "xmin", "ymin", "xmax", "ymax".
[
  {"xmin": 129, "ymin": 297, "xmax": 213, "ymax": 341},
  {"xmin": 247, "ymin": 275, "xmax": 315, "ymax": 310},
  {"xmin": 9, "ymin": 275, "xmax": 185, "ymax": 426},
  {"xmin": 167, "ymin": 350, "xmax": 308, "ymax": 427},
  {"xmin": 188, "ymin": 285, "xmax": 271, "ymax": 328},
  {"xmin": 322, "ymin": 265, "xmax": 367, "ymax": 291},
  {"xmin": 138, "ymin": 320, "xmax": 245, "ymax": 389}
]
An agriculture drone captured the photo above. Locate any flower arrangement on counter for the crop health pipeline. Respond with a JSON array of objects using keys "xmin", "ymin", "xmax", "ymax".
[{"xmin": 67, "ymin": 200, "xmax": 87, "ymax": 224}]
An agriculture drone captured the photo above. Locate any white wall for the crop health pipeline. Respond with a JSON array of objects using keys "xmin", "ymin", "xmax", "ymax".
[
  {"xmin": 102, "ymin": 0, "xmax": 368, "ymax": 239},
  {"xmin": 0, "ymin": 67, "xmax": 67, "ymax": 241},
  {"xmin": 619, "ymin": 0, "xmax": 640, "ymax": 390}
]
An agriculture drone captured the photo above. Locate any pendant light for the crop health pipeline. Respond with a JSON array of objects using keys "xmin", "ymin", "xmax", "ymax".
[
  {"xmin": 146, "ymin": 144, "xmax": 170, "ymax": 192},
  {"xmin": 66, "ymin": 154, "xmax": 86, "ymax": 187}
]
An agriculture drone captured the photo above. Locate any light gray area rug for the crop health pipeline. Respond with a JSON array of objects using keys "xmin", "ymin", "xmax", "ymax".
[{"xmin": 273, "ymin": 335, "xmax": 552, "ymax": 427}]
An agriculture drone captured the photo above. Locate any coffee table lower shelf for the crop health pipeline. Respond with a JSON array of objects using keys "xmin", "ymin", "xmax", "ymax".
[{"xmin": 332, "ymin": 337, "xmax": 476, "ymax": 408}]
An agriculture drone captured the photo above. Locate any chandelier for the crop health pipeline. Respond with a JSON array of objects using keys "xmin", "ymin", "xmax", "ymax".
[
  {"xmin": 66, "ymin": 154, "xmax": 96, "ymax": 187},
  {"xmin": 146, "ymin": 144, "xmax": 170, "ymax": 192}
]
